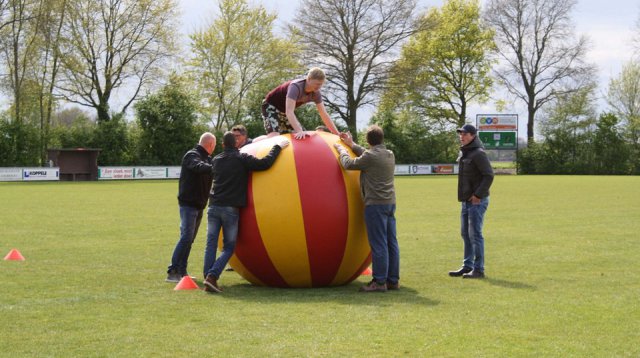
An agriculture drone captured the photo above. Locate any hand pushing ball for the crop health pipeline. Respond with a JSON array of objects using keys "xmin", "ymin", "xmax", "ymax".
[{"xmin": 227, "ymin": 132, "xmax": 371, "ymax": 287}]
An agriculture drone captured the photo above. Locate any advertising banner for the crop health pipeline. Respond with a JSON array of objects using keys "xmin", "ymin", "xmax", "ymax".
[
  {"xmin": 167, "ymin": 167, "xmax": 181, "ymax": 179},
  {"xmin": 478, "ymin": 131, "xmax": 517, "ymax": 150},
  {"xmin": 432, "ymin": 164, "xmax": 458, "ymax": 174},
  {"xmin": 410, "ymin": 165, "xmax": 433, "ymax": 175},
  {"xmin": 22, "ymin": 168, "xmax": 59, "ymax": 181},
  {"xmin": 476, "ymin": 114, "xmax": 518, "ymax": 131},
  {"xmin": 99, "ymin": 167, "xmax": 134, "ymax": 180},
  {"xmin": 134, "ymin": 167, "xmax": 167, "ymax": 179},
  {"xmin": 0, "ymin": 168, "xmax": 23, "ymax": 181},
  {"xmin": 394, "ymin": 165, "xmax": 412, "ymax": 175}
]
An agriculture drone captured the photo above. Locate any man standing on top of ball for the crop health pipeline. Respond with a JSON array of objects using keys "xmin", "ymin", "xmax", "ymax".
[{"xmin": 257, "ymin": 67, "xmax": 340, "ymax": 140}]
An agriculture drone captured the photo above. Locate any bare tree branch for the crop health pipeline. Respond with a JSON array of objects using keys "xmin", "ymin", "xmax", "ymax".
[
  {"xmin": 293, "ymin": 0, "xmax": 420, "ymax": 133},
  {"xmin": 484, "ymin": 0, "xmax": 596, "ymax": 142}
]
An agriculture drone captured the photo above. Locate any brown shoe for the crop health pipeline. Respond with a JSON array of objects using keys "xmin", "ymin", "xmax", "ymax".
[
  {"xmin": 387, "ymin": 281, "xmax": 400, "ymax": 290},
  {"xmin": 359, "ymin": 280, "xmax": 387, "ymax": 292},
  {"xmin": 203, "ymin": 274, "xmax": 223, "ymax": 293}
]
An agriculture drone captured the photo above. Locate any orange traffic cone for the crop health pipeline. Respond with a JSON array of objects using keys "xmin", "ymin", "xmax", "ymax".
[
  {"xmin": 4, "ymin": 249, "xmax": 25, "ymax": 261},
  {"xmin": 174, "ymin": 275, "xmax": 199, "ymax": 290},
  {"xmin": 361, "ymin": 266, "xmax": 372, "ymax": 275}
]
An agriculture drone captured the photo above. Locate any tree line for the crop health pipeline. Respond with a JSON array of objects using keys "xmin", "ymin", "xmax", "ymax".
[{"xmin": 0, "ymin": 0, "xmax": 638, "ymax": 174}]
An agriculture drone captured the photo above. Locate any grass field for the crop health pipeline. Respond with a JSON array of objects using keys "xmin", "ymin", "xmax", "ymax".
[{"xmin": 1, "ymin": 176, "xmax": 638, "ymax": 357}]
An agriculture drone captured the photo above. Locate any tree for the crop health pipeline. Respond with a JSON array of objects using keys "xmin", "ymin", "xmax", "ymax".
[
  {"xmin": 188, "ymin": 0, "xmax": 302, "ymax": 131},
  {"xmin": 484, "ymin": 0, "xmax": 596, "ymax": 142},
  {"xmin": 592, "ymin": 113, "xmax": 630, "ymax": 174},
  {"xmin": 134, "ymin": 75, "xmax": 203, "ymax": 165},
  {"xmin": 31, "ymin": 0, "xmax": 66, "ymax": 164},
  {"xmin": 56, "ymin": 0, "xmax": 178, "ymax": 122},
  {"xmin": 606, "ymin": 60, "xmax": 640, "ymax": 148},
  {"xmin": 386, "ymin": 0, "xmax": 495, "ymax": 128},
  {"xmin": 0, "ymin": 0, "xmax": 37, "ymax": 125},
  {"xmin": 292, "ymin": 0, "xmax": 420, "ymax": 134}
]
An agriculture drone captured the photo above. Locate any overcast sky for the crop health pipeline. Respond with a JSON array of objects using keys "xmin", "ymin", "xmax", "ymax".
[{"xmin": 179, "ymin": 0, "xmax": 639, "ymax": 136}]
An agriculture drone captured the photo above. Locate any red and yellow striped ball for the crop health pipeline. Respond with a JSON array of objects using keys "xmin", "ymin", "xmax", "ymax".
[{"xmin": 227, "ymin": 132, "xmax": 371, "ymax": 287}]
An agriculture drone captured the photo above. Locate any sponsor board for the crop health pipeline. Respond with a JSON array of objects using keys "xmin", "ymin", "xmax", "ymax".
[
  {"xmin": 134, "ymin": 167, "xmax": 167, "ymax": 179},
  {"xmin": 476, "ymin": 114, "xmax": 518, "ymax": 131},
  {"xmin": 394, "ymin": 165, "xmax": 412, "ymax": 175},
  {"xmin": 23, "ymin": 168, "xmax": 59, "ymax": 181},
  {"xmin": 99, "ymin": 167, "xmax": 134, "ymax": 180},
  {"xmin": 411, "ymin": 165, "xmax": 433, "ymax": 175},
  {"xmin": 432, "ymin": 164, "xmax": 458, "ymax": 174},
  {"xmin": 478, "ymin": 131, "xmax": 517, "ymax": 150},
  {"xmin": 167, "ymin": 167, "xmax": 181, "ymax": 179},
  {"xmin": 0, "ymin": 168, "xmax": 23, "ymax": 181},
  {"xmin": 395, "ymin": 164, "xmax": 458, "ymax": 175}
]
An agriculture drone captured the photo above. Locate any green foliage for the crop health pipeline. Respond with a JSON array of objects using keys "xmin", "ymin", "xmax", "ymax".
[
  {"xmin": 592, "ymin": 113, "xmax": 630, "ymax": 174},
  {"xmin": 1, "ymin": 177, "xmax": 639, "ymax": 356},
  {"xmin": 371, "ymin": 110, "xmax": 458, "ymax": 163},
  {"xmin": 92, "ymin": 113, "xmax": 133, "ymax": 165},
  {"xmin": 134, "ymin": 76, "xmax": 203, "ymax": 165},
  {"xmin": 49, "ymin": 115, "xmax": 97, "ymax": 149},
  {"xmin": 0, "ymin": 117, "xmax": 40, "ymax": 166},
  {"xmin": 517, "ymin": 112, "xmax": 635, "ymax": 174},
  {"xmin": 187, "ymin": 0, "xmax": 302, "ymax": 131},
  {"xmin": 385, "ymin": 0, "xmax": 495, "ymax": 127}
]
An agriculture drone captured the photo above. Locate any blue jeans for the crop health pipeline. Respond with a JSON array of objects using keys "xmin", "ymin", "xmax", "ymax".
[
  {"xmin": 364, "ymin": 204, "xmax": 399, "ymax": 285},
  {"xmin": 460, "ymin": 197, "xmax": 489, "ymax": 272},
  {"xmin": 203, "ymin": 205, "xmax": 240, "ymax": 279},
  {"xmin": 168, "ymin": 205, "xmax": 203, "ymax": 275}
]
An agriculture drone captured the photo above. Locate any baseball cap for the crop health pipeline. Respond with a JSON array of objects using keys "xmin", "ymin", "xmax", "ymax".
[{"xmin": 456, "ymin": 124, "xmax": 477, "ymax": 135}]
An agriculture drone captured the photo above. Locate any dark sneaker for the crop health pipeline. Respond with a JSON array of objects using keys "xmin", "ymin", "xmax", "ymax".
[
  {"xmin": 462, "ymin": 270, "xmax": 485, "ymax": 279},
  {"xmin": 448, "ymin": 267, "xmax": 473, "ymax": 277},
  {"xmin": 203, "ymin": 274, "xmax": 223, "ymax": 293},
  {"xmin": 359, "ymin": 280, "xmax": 387, "ymax": 292},
  {"xmin": 165, "ymin": 271, "xmax": 182, "ymax": 283},
  {"xmin": 387, "ymin": 281, "xmax": 400, "ymax": 290}
]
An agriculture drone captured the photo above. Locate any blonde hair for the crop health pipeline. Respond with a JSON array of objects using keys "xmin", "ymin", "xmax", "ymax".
[{"xmin": 307, "ymin": 67, "xmax": 326, "ymax": 81}]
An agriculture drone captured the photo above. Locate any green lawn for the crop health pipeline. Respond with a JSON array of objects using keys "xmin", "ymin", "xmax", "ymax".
[{"xmin": 1, "ymin": 176, "xmax": 638, "ymax": 357}]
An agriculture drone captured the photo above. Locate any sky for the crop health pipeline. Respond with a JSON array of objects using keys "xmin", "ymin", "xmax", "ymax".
[
  {"xmin": 179, "ymin": 0, "xmax": 639, "ymax": 137},
  {"xmin": 1, "ymin": 1, "xmax": 633, "ymax": 138}
]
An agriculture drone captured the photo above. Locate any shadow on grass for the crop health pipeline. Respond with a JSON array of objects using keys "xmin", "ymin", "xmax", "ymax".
[
  {"xmin": 210, "ymin": 282, "xmax": 440, "ymax": 307},
  {"xmin": 485, "ymin": 277, "xmax": 536, "ymax": 290}
]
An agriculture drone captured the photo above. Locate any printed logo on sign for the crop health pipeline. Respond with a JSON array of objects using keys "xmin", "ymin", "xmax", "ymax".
[{"xmin": 477, "ymin": 114, "xmax": 517, "ymax": 131}]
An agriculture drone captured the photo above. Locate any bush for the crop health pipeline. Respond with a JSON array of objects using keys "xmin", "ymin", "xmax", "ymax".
[{"xmin": 0, "ymin": 118, "xmax": 41, "ymax": 166}]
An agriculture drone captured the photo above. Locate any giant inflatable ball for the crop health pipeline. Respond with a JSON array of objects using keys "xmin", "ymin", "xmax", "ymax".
[{"xmin": 227, "ymin": 132, "xmax": 371, "ymax": 287}]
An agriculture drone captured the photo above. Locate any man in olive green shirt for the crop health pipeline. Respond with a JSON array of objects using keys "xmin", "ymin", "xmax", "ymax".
[{"xmin": 334, "ymin": 125, "xmax": 399, "ymax": 292}]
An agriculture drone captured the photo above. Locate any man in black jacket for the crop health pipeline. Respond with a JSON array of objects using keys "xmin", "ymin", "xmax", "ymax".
[
  {"xmin": 449, "ymin": 124, "xmax": 494, "ymax": 279},
  {"xmin": 166, "ymin": 132, "xmax": 216, "ymax": 283},
  {"xmin": 203, "ymin": 132, "xmax": 289, "ymax": 293}
]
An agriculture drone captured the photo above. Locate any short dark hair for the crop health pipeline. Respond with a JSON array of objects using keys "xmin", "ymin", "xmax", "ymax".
[
  {"xmin": 223, "ymin": 131, "xmax": 236, "ymax": 148},
  {"xmin": 366, "ymin": 125, "xmax": 384, "ymax": 146},
  {"xmin": 231, "ymin": 124, "xmax": 247, "ymax": 136}
]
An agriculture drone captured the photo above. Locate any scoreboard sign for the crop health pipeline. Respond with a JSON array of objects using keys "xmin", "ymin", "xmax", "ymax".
[{"xmin": 478, "ymin": 131, "xmax": 517, "ymax": 149}]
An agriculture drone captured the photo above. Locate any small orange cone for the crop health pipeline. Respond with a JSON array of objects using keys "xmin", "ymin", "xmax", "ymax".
[
  {"xmin": 4, "ymin": 249, "xmax": 25, "ymax": 261},
  {"xmin": 361, "ymin": 266, "xmax": 372, "ymax": 275},
  {"xmin": 174, "ymin": 275, "xmax": 199, "ymax": 290}
]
